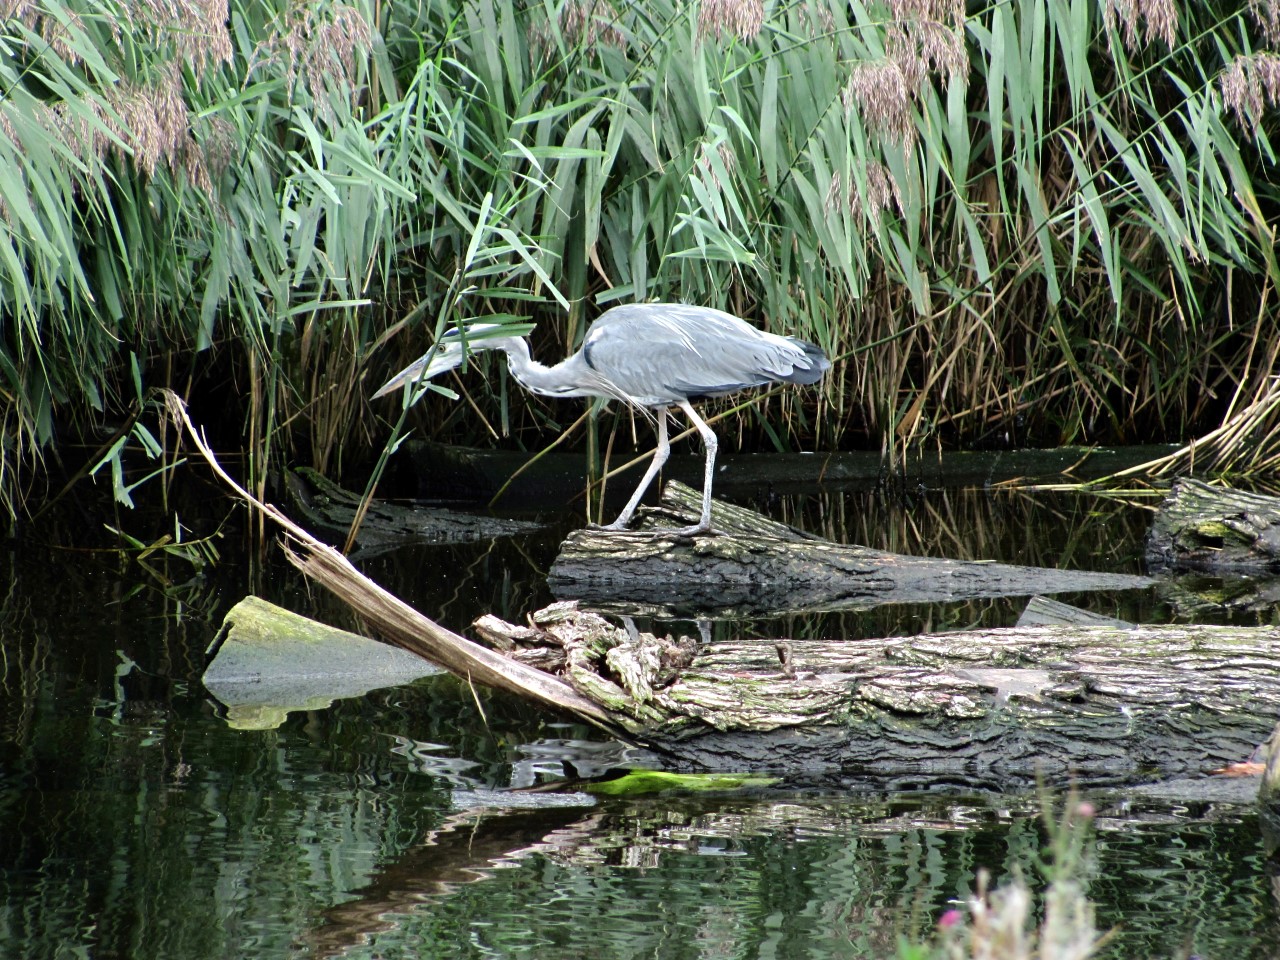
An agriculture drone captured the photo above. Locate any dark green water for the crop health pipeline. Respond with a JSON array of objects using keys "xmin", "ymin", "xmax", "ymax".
[{"xmin": 2, "ymin": 484, "xmax": 1278, "ymax": 959}]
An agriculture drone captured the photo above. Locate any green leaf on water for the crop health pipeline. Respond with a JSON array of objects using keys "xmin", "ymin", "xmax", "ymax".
[{"xmin": 585, "ymin": 771, "xmax": 779, "ymax": 797}]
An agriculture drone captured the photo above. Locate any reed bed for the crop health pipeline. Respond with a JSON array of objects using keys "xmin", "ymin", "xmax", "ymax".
[{"xmin": 0, "ymin": 0, "xmax": 1277, "ymax": 518}]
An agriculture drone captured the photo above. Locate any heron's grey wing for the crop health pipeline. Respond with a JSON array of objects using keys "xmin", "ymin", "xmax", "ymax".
[{"xmin": 582, "ymin": 303, "xmax": 829, "ymax": 405}]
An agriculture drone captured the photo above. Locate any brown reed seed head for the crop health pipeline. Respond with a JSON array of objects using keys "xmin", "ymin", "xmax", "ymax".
[
  {"xmin": 558, "ymin": 0, "xmax": 625, "ymax": 49},
  {"xmin": 697, "ymin": 0, "xmax": 765, "ymax": 42},
  {"xmin": 259, "ymin": 1, "xmax": 372, "ymax": 116},
  {"xmin": 842, "ymin": 59, "xmax": 916, "ymax": 147},
  {"xmin": 1102, "ymin": 0, "xmax": 1178, "ymax": 52},
  {"xmin": 825, "ymin": 162, "xmax": 903, "ymax": 225},
  {"xmin": 1251, "ymin": 0, "xmax": 1280, "ymax": 47},
  {"xmin": 121, "ymin": 0, "xmax": 234, "ymax": 71},
  {"xmin": 886, "ymin": 19, "xmax": 967, "ymax": 92},
  {"xmin": 885, "ymin": 0, "xmax": 964, "ymax": 29},
  {"xmin": 1220, "ymin": 52, "xmax": 1280, "ymax": 128},
  {"xmin": 0, "ymin": 0, "xmax": 37, "ymax": 21}
]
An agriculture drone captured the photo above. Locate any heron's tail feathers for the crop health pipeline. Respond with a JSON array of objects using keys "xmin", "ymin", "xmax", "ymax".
[{"xmin": 780, "ymin": 339, "xmax": 832, "ymax": 386}]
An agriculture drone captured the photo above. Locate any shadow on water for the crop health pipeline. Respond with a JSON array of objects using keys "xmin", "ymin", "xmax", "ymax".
[{"xmin": 2, "ymin": 472, "xmax": 1279, "ymax": 958}]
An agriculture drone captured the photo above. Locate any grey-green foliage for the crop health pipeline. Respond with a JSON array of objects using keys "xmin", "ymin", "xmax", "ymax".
[
  {"xmin": 0, "ymin": 0, "xmax": 566, "ymax": 512},
  {"xmin": 1, "ymin": 0, "xmax": 1278, "ymax": 519}
]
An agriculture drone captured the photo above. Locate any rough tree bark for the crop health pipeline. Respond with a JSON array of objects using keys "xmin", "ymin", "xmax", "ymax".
[
  {"xmin": 1146, "ymin": 478, "xmax": 1280, "ymax": 570},
  {"xmin": 476, "ymin": 603, "xmax": 1280, "ymax": 786}
]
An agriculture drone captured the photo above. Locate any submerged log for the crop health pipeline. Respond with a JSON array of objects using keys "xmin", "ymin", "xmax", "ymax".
[
  {"xmin": 476, "ymin": 604, "xmax": 1280, "ymax": 785},
  {"xmin": 203, "ymin": 595, "xmax": 441, "ymax": 729},
  {"xmin": 1015, "ymin": 595, "xmax": 1133, "ymax": 628},
  {"xmin": 284, "ymin": 466, "xmax": 540, "ymax": 554},
  {"xmin": 550, "ymin": 481, "xmax": 1154, "ymax": 615},
  {"xmin": 407, "ymin": 439, "xmax": 1179, "ymax": 502},
  {"xmin": 1146, "ymin": 478, "xmax": 1280, "ymax": 571}
]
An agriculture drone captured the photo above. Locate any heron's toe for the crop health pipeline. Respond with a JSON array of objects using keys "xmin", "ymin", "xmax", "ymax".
[{"xmin": 588, "ymin": 520, "xmax": 631, "ymax": 532}]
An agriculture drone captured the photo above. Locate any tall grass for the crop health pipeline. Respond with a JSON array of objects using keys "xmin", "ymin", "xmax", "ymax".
[{"xmin": 0, "ymin": 0, "xmax": 1277, "ymax": 520}]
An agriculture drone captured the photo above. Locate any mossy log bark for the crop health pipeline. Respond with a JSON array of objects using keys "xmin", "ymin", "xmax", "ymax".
[
  {"xmin": 549, "ymin": 481, "xmax": 1154, "ymax": 613},
  {"xmin": 476, "ymin": 604, "xmax": 1280, "ymax": 785},
  {"xmin": 1146, "ymin": 478, "xmax": 1280, "ymax": 570}
]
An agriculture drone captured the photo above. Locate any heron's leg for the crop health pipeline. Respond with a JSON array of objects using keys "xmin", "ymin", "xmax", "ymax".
[
  {"xmin": 597, "ymin": 409, "xmax": 670, "ymax": 531},
  {"xmin": 672, "ymin": 399, "xmax": 718, "ymax": 535}
]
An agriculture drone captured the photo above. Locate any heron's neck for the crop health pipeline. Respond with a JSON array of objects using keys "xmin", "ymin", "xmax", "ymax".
[{"xmin": 497, "ymin": 338, "xmax": 591, "ymax": 398}]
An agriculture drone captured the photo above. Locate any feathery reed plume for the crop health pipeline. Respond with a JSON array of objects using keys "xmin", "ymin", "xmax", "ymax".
[
  {"xmin": 1251, "ymin": 0, "xmax": 1280, "ymax": 47},
  {"xmin": 886, "ymin": 0, "xmax": 964, "ymax": 28},
  {"xmin": 118, "ymin": 0, "xmax": 234, "ymax": 71},
  {"xmin": 825, "ymin": 163, "xmax": 903, "ymax": 225},
  {"xmin": 1102, "ymin": 0, "xmax": 1178, "ymax": 52},
  {"xmin": 181, "ymin": 114, "xmax": 237, "ymax": 196},
  {"xmin": 0, "ymin": 0, "xmax": 37, "ymax": 19},
  {"xmin": 558, "ymin": 0, "xmax": 625, "ymax": 49},
  {"xmin": 1220, "ymin": 51, "xmax": 1280, "ymax": 128},
  {"xmin": 97, "ymin": 64, "xmax": 190, "ymax": 178},
  {"xmin": 842, "ymin": 59, "xmax": 916, "ymax": 147},
  {"xmin": 697, "ymin": 0, "xmax": 764, "ymax": 42},
  {"xmin": 20, "ymin": 60, "xmax": 228, "ymax": 195},
  {"xmin": 2, "ymin": 0, "xmax": 91, "ymax": 65},
  {"xmin": 887, "ymin": 19, "xmax": 967, "ymax": 91},
  {"xmin": 840, "ymin": 0, "xmax": 968, "ymax": 151},
  {"xmin": 46, "ymin": 98, "xmax": 113, "ymax": 164},
  {"xmin": 254, "ymin": 1, "xmax": 373, "ymax": 117}
]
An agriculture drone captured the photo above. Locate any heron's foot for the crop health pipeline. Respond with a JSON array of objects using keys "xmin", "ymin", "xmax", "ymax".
[
  {"xmin": 663, "ymin": 522, "xmax": 715, "ymax": 539},
  {"xmin": 587, "ymin": 519, "xmax": 635, "ymax": 533},
  {"xmin": 584, "ymin": 520, "xmax": 716, "ymax": 538}
]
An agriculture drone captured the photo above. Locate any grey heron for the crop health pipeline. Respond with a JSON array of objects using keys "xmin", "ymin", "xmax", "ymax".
[{"xmin": 373, "ymin": 303, "xmax": 831, "ymax": 535}]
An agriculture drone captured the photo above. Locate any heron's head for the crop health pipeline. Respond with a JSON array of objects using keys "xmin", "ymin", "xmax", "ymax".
[{"xmin": 372, "ymin": 323, "xmax": 532, "ymax": 399}]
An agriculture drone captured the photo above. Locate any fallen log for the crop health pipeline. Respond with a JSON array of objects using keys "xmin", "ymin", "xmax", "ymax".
[
  {"xmin": 1146, "ymin": 478, "xmax": 1280, "ymax": 571},
  {"xmin": 550, "ymin": 481, "xmax": 1155, "ymax": 615},
  {"xmin": 476, "ymin": 603, "xmax": 1280, "ymax": 786},
  {"xmin": 284, "ymin": 467, "xmax": 540, "ymax": 554}
]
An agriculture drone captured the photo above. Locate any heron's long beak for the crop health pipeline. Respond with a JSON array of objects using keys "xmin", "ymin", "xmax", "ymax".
[{"xmin": 371, "ymin": 345, "xmax": 466, "ymax": 399}]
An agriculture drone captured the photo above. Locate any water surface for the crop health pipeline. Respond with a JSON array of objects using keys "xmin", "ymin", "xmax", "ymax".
[{"xmin": 2, "ymin": 481, "xmax": 1277, "ymax": 959}]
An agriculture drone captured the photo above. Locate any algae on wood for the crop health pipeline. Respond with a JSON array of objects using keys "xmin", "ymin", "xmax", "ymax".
[{"xmin": 550, "ymin": 481, "xmax": 1154, "ymax": 615}]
